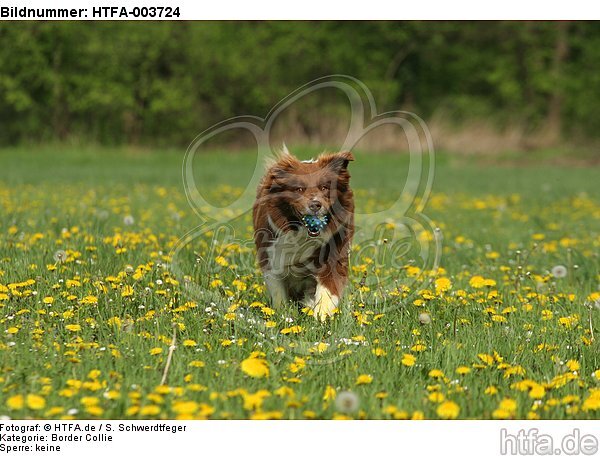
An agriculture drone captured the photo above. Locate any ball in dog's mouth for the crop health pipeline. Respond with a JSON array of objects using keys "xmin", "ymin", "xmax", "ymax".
[{"xmin": 302, "ymin": 214, "xmax": 329, "ymax": 237}]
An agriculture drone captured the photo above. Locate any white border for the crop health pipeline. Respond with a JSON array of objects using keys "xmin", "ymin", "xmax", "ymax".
[
  {"xmin": 1, "ymin": 420, "xmax": 599, "ymax": 456},
  {"xmin": 1, "ymin": 0, "xmax": 599, "ymax": 20}
]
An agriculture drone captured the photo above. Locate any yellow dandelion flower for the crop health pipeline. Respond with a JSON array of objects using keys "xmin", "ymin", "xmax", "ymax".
[
  {"xmin": 436, "ymin": 401, "xmax": 460, "ymax": 419},
  {"xmin": 81, "ymin": 295, "xmax": 98, "ymax": 305},
  {"xmin": 125, "ymin": 406, "xmax": 139, "ymax": 417},
  {"xmin": 485, "ymin": 386, "xmax": 498, "ymax": 395},
  {"xmin": 455, "ymin": 366, "xmax": 471, "ymax": 375},
  {"xmin": 492, "ymin": 408, "xmax": 512, "ymax": 419},
  {"xmin": 242, "ymin": 390, "xmax": 270, "ymax": 410},
  {"xmin": 26, "ymin": 394, "xmax": 46, "ymax": 410},
  {"xmin": 232, "ymin": 279, "xmax": 246, "ymax": 291},
  {"xmin": 139, "ymin": 405, "xmax": 161, "ymax": 416},
  {"xmin": 355, "ymin": 374, "xmax": 373, "ymax": 385},
  {"xmin": 428, "ymin": 392, "xmax": 445, "ymax": 403},
  {"xmin": 323, "ymin": 385, "xmax": 337, "ymax": 401},
  {"xmin": 6, "ymin": 394, "xmax": 24, "ymax": 410},
  {"xmin": 261, "ymin": 306, "xmax": 275, "ymax": 316},
  {"xmin": 529, "ymin": 385, "xmax": 546, "ymax": 399},
  {"xmin": 240, "ymin": 357, "xmax": 270, "ymax": 378},
  {"xmin": 411, "ymin": 343, "xmax": 427, "ymax": 352},
  {"xmin": 498, "ymin": 398, "xmax": 517, "ymax": 413},
  {"xmin": 215, "ymin": 256, "xmax": 229, "ymax": 267},
  {"xmin": 85, "ymin": 406, "xmax": 104, "ymax": 416},
  {"xmin": 582, "ymin": 390, "xmax": 600, "ymax": 411},
  {"xmin": 274, "ymin": 386, "xmax": 295, "ymax": 398},
  {"xmin": 315, "ymin": 342, "xmax": 329, "ymax": 353},
  {"xmin": 45, "ymin": 406, "xmax": 65, "ymax": 417},
  {"xmin": 477, "ymin": 353, "xmax": 495, "ymax": 366},
  {"xmin": 280, "ymin": 325, "xmax": 303, "ymax": 335},
  {"xmin": 80, "ymin": 397, "xmax": 100, "ymax": 406},
  {"xmin": 401, "ymin": 354, "xmax": 416, "ymax": 367},
  {"xmin": 104, "ymin": 390, "xmax": 120, "ymax": 400},
  {"xmin": 210, "ymin": 279, "xmax": 223, "ymax": 287},
  {"xmin": 88, "ymin": 369, "xmax": 101, "ymax": 379},
  {"xmin": 428, "ymin": 369, "xmax": 445, "ymax": 379},
  {"xmin": 566, "ymin": 360, "xmax": 580, "ymax": 372},
  {"xmin": 435, "ymin": 277, "xmax": 452, "ymax": 293},
  {"xmin": 558, "ymin": 315, "xmax": 579, "ymax": 329},
  {"xmin": 154, "ymin": 385, "xmax": 171, "ymax": 395},
  {"xmin": 121, "ymin": 285, "xmax": 134, "ymax": 298},
  {"xmin": 541, "ymin": 309, "xmax": 553, "ymax": 320},
  {"xmin": 172, "ymin": 401, "xmax": 199, "ymax": 414},
  {"xmin": 469, "ymin": 275, "xmax": 485, "ymax": 288}
]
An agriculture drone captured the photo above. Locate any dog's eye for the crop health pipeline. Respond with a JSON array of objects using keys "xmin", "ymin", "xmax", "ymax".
[
  {"xmin": 320, "ymin": 185, "xmax": 329, "ymax": 191},
  {"xmin": 295, "ymin": 187, "xmax": 305, "ymax": 193}
]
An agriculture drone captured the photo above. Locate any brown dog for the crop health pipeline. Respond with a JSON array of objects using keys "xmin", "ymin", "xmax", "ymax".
[{"xmin": 253, "ymin": 146, "xmax": 354, "ymax": 321}]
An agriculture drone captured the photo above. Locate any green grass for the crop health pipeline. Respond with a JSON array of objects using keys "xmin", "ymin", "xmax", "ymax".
[{"xmin": 0, "ymin": 146, "xmax": 599, "ymax": 419}]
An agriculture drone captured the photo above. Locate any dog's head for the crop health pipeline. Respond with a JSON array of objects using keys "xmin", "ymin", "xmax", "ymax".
[{"xmin": 263, "ymin": 149, "xmax": 354, "ymax": 235}]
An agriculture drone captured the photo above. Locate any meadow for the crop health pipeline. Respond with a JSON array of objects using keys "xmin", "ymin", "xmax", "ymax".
[{"xmin": 0, "ymin": 146, "xmax": 599, "ymax": 419}]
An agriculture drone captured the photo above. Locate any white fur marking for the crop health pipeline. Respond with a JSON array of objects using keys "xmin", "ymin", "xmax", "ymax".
[{"xmin": 312, "ymin": 282, "xmax": 339, "ymax": 321}]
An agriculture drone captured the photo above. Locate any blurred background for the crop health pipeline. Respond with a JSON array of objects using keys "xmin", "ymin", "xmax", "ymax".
[{"xmin": 0, "ymin": 21, "xmax": 599, "ymax": 158}]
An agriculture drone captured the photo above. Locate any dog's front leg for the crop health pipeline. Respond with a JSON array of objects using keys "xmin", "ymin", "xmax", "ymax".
[
  {"xmin": 312, "ymin": 280, "xmax": 340, "ymax": 322},
  {"xmin": 264, "ymin": 273, "xmax": 288, "ymax": 308}
]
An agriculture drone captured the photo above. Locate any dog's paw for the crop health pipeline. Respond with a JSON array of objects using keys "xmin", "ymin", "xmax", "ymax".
[{"xmin": 312, "ymin": 286, "xmax": 339, "ymax": 322}]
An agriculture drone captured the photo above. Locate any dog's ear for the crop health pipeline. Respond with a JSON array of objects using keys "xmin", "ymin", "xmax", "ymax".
[
  {"xmin": 265, "ymin": 143, "xmax": 296, "ymax": 172},
  {"xmin": 321, "ymin": 151, "xmax": 354, "ymax": 174},
  {"xmin": 266, "ymin": 153, "xmax": 301, "ymax": 192},
  {"xmin": 265, "ymin": 143, "xmax": 292, "ymax": 169},
  {"xmin": 269, "ymin": 153, "xmax": 299, "ymax": 178}
]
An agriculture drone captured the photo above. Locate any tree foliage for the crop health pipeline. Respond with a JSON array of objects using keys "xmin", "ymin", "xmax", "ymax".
[{"xmin": 0, "ymin": 21, "xmax": 598, "ymax": 146}]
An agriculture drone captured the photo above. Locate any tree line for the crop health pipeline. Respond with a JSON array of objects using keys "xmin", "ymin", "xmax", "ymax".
[{"xmin": 0, "ymin": 21, "xmax": 598, "ymax": 147}]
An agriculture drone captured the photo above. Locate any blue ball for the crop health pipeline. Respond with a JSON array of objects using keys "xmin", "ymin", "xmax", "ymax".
[{"xmin": 302, "ymin": 214, "xmax": 329, "ymax": 234}]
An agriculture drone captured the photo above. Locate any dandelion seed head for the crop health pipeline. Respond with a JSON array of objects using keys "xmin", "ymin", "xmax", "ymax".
[
  {"xmin": 551, "ymin": 265, "xmax": 568, "ymax": 279},
  {"xmin": 53, "ymin": 250, "xmax": 67, "ymax": 263},
  {"xmin": 418, "ymin": 312, "xmax": 432, "ymax": 325},
  {"xmin": 335, "ymin": 391, "xmax": 359, "ymax": 414}
]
